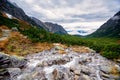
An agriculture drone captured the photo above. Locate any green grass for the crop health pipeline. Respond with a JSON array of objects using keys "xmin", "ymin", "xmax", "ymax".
[
  {"xmin": 21, "ymin": 27, "xmax": 120, "ymax": 59},
  {"xmin": 0, "ymin": 14, "xmax": 120, "ymax": 59}
]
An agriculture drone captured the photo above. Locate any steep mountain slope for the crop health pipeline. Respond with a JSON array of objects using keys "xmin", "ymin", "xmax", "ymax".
[
  {"xmin": 32, "ymin": 18, "xmax": 67, "ymax": 34},
  {"xmin": 31, "ymin": 17, "xmax": 49, "ymax": 31},
  {"xmin": 0, "ymin": 0, "xmax": 46, "ymax": 29},
  {"xmin": 89, "ymin": 11, "xmax": 120, "ymax": 38},
  {"xmin": 45, "ymin": 22, "xmax": 68, "ymax": 34},
  {"xmin": 0, "ymin": 0, "xmax": 67, "ymax": 34}
]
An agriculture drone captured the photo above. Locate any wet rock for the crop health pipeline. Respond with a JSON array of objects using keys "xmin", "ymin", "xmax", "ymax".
[
  {"xmin": 81, "ymin": 66, "xmax": 92, "ymax": 75},
  {"xmin": 100, "ymin": 65, "xmax": 113, "ymax": 74},
  {"xmin": 0, "ymin": 68, "xmax": 10, "ymax": 80},
  {"xmin": 42, "ymin": 61, "xmax": 49, "ymax": 66},
  {"xmin": 74, "ymin": 75, "xmax": 80, "ymax": 80},
  {"xmin": 74, "ymin": 70, "xmax": 81, "ymax": 75},
  {"xmin": 0, "ymin": 53, "xmax": 11, "ymax": 68},
  {"xmin": 0, "ymin": 52, "xmax": 27, "ymax": 79},
  {"xmin": 116, "ymin": 59, "xmax": 120, "ymax": 63},
  {"xmin": 114, "ymin": 64, "xmax": 120, "ymax": 72},
  {"xmin": 17, "ymin": 73, "xmax": 34, "ymax": 80},
  {"xmin": 7, "ymin": 68, "xmax": 21, "ymax": 79},
  {"xmin": 0, "ymin": 68, "xmax": 9, "ymax": 76},
  {"xmin": 79, "ymin": 74, "xmax": 92, "ymax": 80},
  {"xmin": 55, "ymin": 46, "xmax": 64, "ymax": 50},
  {"xmin": 0, "ymin": 52, "xmax": 27, "ymax": 68},
  {"xmin": 100, "ymin": 71, "xmax": 110, "ymax": 78},
  {"xmin": 10, "ymin": 55, "xmax": 27, "ymax": 68},
  {"xmin": 79, "ymin": 57, "xmax": 88, "ymax": 64},
  {"xmin": 52, "ymin": 69, "xmax": 59, "ymax": 80}
]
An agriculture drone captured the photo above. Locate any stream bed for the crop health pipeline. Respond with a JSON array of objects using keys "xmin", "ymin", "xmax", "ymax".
[{"xmin": 7, "ymin": 48, "xmax": 120, "ymax": 80}]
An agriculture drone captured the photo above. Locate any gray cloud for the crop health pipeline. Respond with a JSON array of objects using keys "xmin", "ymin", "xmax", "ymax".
[{"xmin": 10, "ymin": 0, "xmax": 120, "ymax": 35}]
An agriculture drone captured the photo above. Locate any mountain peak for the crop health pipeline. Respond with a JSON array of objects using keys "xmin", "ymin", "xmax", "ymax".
[
  {"xmin": 89, "ymin": 11, "xmax": 120, "ymax": 38},
  {"xmin": 0, "ymin": 1, "xmax": 67, "ymax": 34}
]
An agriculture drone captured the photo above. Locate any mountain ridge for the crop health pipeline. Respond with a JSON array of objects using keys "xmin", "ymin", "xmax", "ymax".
[
  {"xmin": 89, "ymin": 11, "xmax": 120, "ymax": 38},
  {"xmin": 0, "ymin": 0, "xmax": 67, "ymax": 34}
]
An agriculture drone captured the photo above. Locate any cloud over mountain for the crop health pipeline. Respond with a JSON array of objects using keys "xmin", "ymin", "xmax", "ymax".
[{"xmin": 10, "ymin": 0, "xmax": 120, "ymax": 35}]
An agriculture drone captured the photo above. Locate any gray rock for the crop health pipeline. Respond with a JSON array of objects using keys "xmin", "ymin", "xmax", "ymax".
[
  {"xmin": 116, "ymin": 59, "xmax": 120, "ymax": 63},
  {"xmin": 79, "ymin": 74, "xmax": 92, "ymax": 80},
  {"xmin": 0, "ymin": 52, "xmax": 11, "ymax": 68},
  {"xmin": 100, "ymin": 65, "xmax": 113, "ymax": 74},
  {"xmin": 74, "ymin": 75, "xmax": 80, "ymax": 80},
  {"xmin": 17, "ymin": 73, "xmax": 34, "ymax": 80},
  {"xmin": 81, "ymin": 66, "xmax": 92, "ymax": 75},
  {"xmin": 11, "ymin": 27, "xmax": 18, "ymax": 32},
  {"xmin": 115, "ymin": 64, "xmax": 120, "ymax": 72},
  {"xmin": 55, "ymin": 46, "xmax": 64, "ymax": 50},
  {"xmin": 100, "ymin": 71, "xmax": 110, "ymax": 78},
  {"xmin": 10, "ymin": 55, "xmax": 27, "ymax": 68},
  {"xmin": 7, "ymin": 68, "xmax": 21, "ymax": 79},
  {"xmin": 74, "ymin": 70, "xmax": 81, "ymax": 75},
  {"xmin": 0, "ymin": 52, "xmax": 27, "ymax": 79}
]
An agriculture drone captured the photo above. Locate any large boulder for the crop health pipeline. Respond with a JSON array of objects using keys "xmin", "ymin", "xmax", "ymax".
[{"xmin": 0, "ymin": 52, "xmax": 27, "ymax": 79}]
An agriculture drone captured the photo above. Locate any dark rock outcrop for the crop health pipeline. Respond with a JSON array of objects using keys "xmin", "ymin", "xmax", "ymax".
[{"xmin": 0, "ymin": 52, "xmax": 27, "ymax": 80}]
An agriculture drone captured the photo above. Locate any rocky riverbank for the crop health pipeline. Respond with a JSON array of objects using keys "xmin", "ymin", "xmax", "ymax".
[
  {"xmin": 0, "ymin": 52, "xmax": 27, "ymax": 80},
  {"xmin": 5, "ymin": 45, "xmax": 120, "ymax": 80}
]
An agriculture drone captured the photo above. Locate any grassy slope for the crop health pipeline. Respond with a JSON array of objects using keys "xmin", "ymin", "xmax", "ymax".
[{"xmin": 0, "ymin": 13, "xmax": 120, "ymax": 59}]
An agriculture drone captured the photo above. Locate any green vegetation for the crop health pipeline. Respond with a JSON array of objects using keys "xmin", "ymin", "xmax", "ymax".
[
  {"xmin": 0, "ymin": 14, "xmax": 19, "ymax": 28},
  {"xmin": 0, "ymin": 13, "xmax": 120, "ymax": 59},
  {"xmin": 20, "ymin": 27, "xmax": 120, "ymax": 59}
]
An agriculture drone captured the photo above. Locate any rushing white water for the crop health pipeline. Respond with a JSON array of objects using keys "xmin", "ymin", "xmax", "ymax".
[{"xmin": 8, "ymin": 48, "xmax": 120, "ymax": 80}]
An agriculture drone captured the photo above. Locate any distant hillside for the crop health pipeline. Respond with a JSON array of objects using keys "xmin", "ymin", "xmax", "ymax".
[
  {"xmin": 0, "ymin": 0, "xmax": 67, "ymax": 34},
  {"xmin": 45, "ymin": 22, "xmax": 67, "ymax": 34},
  {"xmin": 89, "ymin": 11, "xmax": 120, "ymax": 38}
]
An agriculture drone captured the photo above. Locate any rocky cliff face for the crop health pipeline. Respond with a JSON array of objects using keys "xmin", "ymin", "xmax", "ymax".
[
  {"xmin": 0, "ymin": 0, "xmax": 67, "ymax": 34},
  {"xmin": 45, "ymin": 22, "xmax": 68, "ymax": 34},
  {"xmin": 32, "ymin": 18, "xmax": 67, "ymax": 34},
  {"xmin": 90, "ymin": 11, "xmax": 120, "ymax": 38},
  {"xmin": 0, "ymin": 0, "xmax": 45, "ymax": 29},
  {"xmin": 31, "ymin": 17, "xmax": 49, "ymax": 31}
]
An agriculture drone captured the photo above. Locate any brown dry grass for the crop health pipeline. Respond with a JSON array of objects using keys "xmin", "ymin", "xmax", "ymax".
[
  {"xmin": 0, "ymin": 25, "xmax": 10, "ymax": 30},
  {"xmin": 0, "ymin": 29, "xmax": 2, "ymax": 37},
  {"xmin": 110, "ymin": 66, "xmax": 120, "ymax": 76},
  {"xmin": 57, "ymin": 50, "xmax": 66, "ymax": 54},
  {"xmin": 0, "ymin": 25, "xmax": 10, "ymax": 50},
  {"xmin": 0, "ymin": 38, "xmax": 9, "ymax": 50},
  {"xmin": 3, "ymin": 31, "xmax": 53, "ymax": 56},
  {"xmin": 117, "ymin": 40, "xmax": 120, "ymax": 44},
  {"xmin": 0, "ymin": 25, "xmax": 53, "ymax": 56},
  {"xmin": 1, "ymin": 12, "xmax": 8, "ymax": 18},
  {"xmin": 53, "ymin": 43, "xmax": 68, "ymax": 54},
  {"xmin": 71, "ymin": 45, "xmax": 92, "ymax": 53}
]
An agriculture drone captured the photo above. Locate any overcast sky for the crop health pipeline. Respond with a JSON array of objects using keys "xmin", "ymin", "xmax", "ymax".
[{"xmin": 10, "ymin": 0, "xmax": 120, "ymax": 35}]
